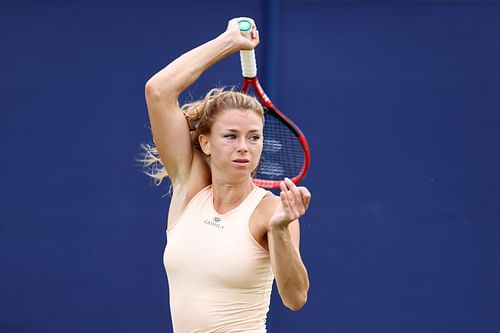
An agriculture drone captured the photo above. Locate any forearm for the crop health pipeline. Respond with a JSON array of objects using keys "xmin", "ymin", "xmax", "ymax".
[
  {"xmin": 146, "ymin": 33, "xmax": 237, "ymax": 99},
  {"xmin": 268, "ymin": 224, "xmax": 309, "ymax": 311}
]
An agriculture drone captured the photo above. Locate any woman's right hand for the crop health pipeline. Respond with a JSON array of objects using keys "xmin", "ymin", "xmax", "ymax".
[{"xmin": 223, "ymin": 17, "xmax": 260, "ymax": 52}]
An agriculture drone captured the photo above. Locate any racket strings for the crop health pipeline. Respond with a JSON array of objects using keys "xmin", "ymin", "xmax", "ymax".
[{"xmin": 256, "ymin": 110, "xmax": 306, "ymax": 182}]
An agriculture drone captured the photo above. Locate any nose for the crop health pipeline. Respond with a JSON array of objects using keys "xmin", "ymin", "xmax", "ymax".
[{"xmin": 237, "ymin": 138, "xmax": 248, "ymax": 153}]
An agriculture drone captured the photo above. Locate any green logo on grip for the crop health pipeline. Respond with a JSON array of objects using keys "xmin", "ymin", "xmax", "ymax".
[{"xmin": 238, "ymin": 19, "xmax": 252, "ymax": 32}]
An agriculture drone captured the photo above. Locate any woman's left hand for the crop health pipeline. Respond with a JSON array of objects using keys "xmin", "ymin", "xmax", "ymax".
[{"xmin": 269, "ymin": 178, "xmax": 311, "ymax": 229}]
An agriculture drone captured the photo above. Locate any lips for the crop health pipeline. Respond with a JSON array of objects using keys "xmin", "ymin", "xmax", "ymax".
[{"xmin": 233, "ymin": 158, "xmax": 250, "ymax": 163}]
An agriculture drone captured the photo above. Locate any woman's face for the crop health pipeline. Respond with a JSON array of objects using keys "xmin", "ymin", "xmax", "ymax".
[{"xmin": 200, "ymin": 108, "xmax": 264, "ymax": 179}]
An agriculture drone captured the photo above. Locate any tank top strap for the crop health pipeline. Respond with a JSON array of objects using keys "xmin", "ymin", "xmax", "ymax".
[
  {"xmin": 232, "ymin": 186, "xmax": 269, "ymax": 219},
  {"xmin": 185, "ymin": 185, "xmax": 212, "ymax": 211},
  {"xmin": 168, "ymin": 185, "xmax": 212, "ymax": 232}
]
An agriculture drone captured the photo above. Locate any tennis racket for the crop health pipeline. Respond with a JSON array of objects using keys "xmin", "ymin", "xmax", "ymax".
[{"xmin": 238, "ymin": 18, "xmax": 311, "ymax": 189}]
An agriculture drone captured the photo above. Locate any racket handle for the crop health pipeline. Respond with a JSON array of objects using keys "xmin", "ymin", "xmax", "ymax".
[{"xmin": 238, "ymin": 18, "xmax": 257, "ymax": 78}]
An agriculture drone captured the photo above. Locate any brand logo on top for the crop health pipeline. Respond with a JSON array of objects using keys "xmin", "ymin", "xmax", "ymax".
[{"xmin": 203, "ymin": 216, "xmax": 224, "ymax": 229}]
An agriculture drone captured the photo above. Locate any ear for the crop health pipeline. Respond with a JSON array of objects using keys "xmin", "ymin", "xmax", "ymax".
[{"xmin": 198, "ymin": 134, "xmax": 210, "ymax": 156}]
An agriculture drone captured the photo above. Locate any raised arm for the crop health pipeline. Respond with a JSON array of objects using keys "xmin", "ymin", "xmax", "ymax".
[{"xmin": 144, "ymin": 18, "xmax": 259, "ymax": 186}]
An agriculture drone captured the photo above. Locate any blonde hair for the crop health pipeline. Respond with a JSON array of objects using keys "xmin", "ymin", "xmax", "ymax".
[{"xmin": 141, "ymin": 88, "xmax": 264, "ymax": 185}]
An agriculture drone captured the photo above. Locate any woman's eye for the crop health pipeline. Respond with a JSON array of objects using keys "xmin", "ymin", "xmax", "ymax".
[
  {"xmin": 249, "ymin": 135, "xmax": 261, "ymax": 141},
  {"xmin": 224, "ymin": 134, "xmax": 236, "ymax": 139}
]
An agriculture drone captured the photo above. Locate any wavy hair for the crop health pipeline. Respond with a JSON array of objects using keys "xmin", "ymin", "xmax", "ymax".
[{"xmin": 141, "ymin": 88, "xmax": 264, "ymax": 185}]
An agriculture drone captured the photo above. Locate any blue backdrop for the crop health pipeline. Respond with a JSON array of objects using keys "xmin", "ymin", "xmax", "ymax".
[{"xmin": 1, "ymin": 1, "xmax": 499, "ymax": 332}]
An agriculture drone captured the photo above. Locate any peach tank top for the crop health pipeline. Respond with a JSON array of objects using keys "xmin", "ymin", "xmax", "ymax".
[{"xmin": 164, "ymin": 185, "xmax": 274, "ymax": 333}]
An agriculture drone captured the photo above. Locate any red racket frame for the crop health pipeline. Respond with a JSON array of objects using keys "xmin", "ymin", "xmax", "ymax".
[{"xmin": 242, "ymin": 77, "xmax": 311, "ymax": 189}]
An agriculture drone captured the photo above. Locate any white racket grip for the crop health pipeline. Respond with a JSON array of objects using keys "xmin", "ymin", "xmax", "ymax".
[{"xmin": 240, "ymin": 49, "xmax": 257, "ymax": 78}]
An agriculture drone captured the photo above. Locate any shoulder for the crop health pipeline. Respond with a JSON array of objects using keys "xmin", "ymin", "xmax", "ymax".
[
  {"xmin": 249, "ymin": 190, "xmax": 279, "ymax": 249},
  {"xmin": 256, "ymin": 191, "xmax": 280, "ymax": 214},
  {"xmin": 251, "ymin": 190, "xmax": 279, "ymax": 227}
]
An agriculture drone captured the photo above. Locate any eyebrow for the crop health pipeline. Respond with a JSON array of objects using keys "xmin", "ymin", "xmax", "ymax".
[{"xmin": 224, "ymin": 129, "xmax": 262, "ymax": 133}]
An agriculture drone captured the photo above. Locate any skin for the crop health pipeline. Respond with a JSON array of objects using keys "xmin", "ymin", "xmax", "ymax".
[
  {"xmin": 198, "ymin": 108, "xmax": 264, "ymax": 191},
  {"xmin": 145, "ymin": 18, "xmax": 311, "ymax": 311}
]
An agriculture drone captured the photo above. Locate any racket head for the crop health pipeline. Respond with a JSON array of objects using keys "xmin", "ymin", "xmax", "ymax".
[{"xmin": 242, "ymin": 78, "xmax": 311, "ymax": 189}]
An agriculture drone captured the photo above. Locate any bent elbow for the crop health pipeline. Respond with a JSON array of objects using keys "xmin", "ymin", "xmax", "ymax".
[
  {"xmin": 284, "ymin": 293, "xmax": 308, "ymax": 312},
  {"xmin": 145, "ymin": 79, "xmax": 161, "ymax": 101},
  {"xmin": 145, "ymin": 79, "xmax": 179, "ymax": 105}
]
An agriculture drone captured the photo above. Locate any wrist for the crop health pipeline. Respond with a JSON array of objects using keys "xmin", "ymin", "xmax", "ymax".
[
  {"xmin": 215, "ymin": 31, "xmax": 239, "ymax": 55},
  {"xmin": 268, "ymin": 222, "xmax": 290, "ymax": 233}
]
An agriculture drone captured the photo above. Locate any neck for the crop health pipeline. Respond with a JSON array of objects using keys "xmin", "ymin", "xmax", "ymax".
[{"xmin": 211, "ymin": 177, "xmax": 255, "ymax": 214}]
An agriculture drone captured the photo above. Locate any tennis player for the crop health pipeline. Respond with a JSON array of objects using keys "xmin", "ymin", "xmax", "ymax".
[{"xmin": 143, "ymin": 17, "xmax": 311, "ymax": 332}]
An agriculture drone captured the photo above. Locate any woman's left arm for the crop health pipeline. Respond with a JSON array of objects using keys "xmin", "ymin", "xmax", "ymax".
[{"xmin": 267, "ymin": 178, "xmax": 311, "ymax": 311}]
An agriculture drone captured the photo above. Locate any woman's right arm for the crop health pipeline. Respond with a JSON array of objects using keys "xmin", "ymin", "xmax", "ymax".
[{"xmin": 144, "ymin": 18, "xmax": 259, "ymax": 187}]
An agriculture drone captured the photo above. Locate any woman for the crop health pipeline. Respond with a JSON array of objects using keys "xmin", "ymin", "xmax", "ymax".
[{"xmin": 144, "ymin": 17, "xmax": 311, "ymax": 332}]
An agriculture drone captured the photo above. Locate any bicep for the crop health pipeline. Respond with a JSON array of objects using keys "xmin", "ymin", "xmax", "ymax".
[{"xmin": 145, "ymin": 86, "xmax": 197, "ymax": 185}]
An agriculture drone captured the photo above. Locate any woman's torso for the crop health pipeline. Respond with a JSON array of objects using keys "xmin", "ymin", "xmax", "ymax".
[{"xmin": 164, "ymin": 185, "xmax": 274, "ymax": 333}]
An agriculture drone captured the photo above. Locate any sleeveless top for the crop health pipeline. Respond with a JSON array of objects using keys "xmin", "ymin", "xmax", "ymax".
[{"xmin": 164, "ymin": 185, "xmax": 274, "ymax": 333}]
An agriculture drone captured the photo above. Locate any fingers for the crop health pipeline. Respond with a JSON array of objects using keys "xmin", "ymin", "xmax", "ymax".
[
  {"xmin": 279, "ymin": 178, "xmax": 310, "ymax": 219},
  {"xmin": 228, "ymin": 17, "xmax": 256, "ymax": 33},
  {"xmin": 279, "ymin": 181, "xmax": 292, "ymax": 211},
  {"xmin": 227, "ymin": 17, "xmax": 259, "ymax": 44},
  {"xmin": 252, "ymin": 27, "xmax": 259, "ymax": 41},
  {"xmin": 299, "ymin": 186, "xmax": 311, "ymax": 210}
]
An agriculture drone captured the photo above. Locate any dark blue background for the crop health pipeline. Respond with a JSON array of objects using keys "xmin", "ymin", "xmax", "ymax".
[{"xmin": 1, "ymin": 1, "xmax": 499, "ymax": 332}]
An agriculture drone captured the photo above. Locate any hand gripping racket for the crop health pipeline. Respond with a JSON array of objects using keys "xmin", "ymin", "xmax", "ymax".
[{"xmin": 238, "ymin": 18, "xmax": 311, "ymax": 189}]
